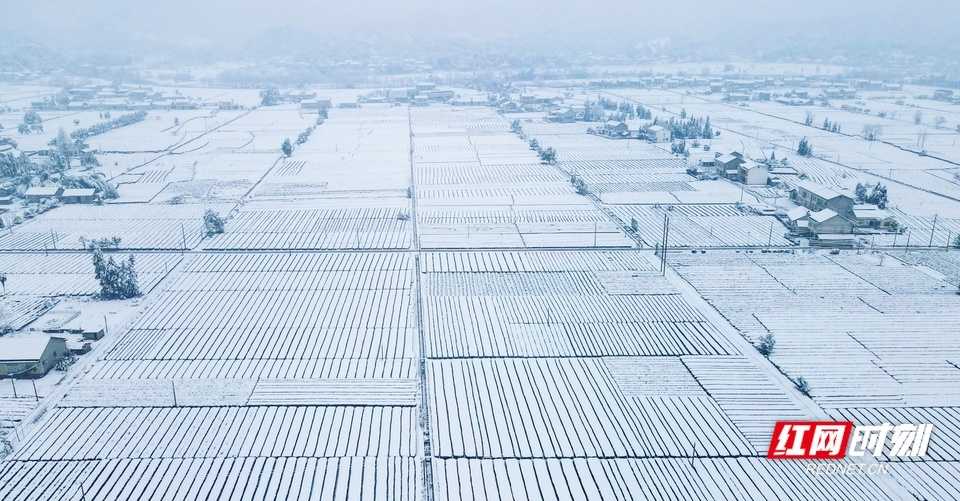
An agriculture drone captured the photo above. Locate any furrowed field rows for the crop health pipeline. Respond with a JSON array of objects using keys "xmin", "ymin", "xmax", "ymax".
[
  {"xmin": 427, "ymin": 318, "xmax": 737, "ymax": 358},
  {"xmin": 131, "ymin": 287, "xmax": 411, "ymax": 331},
  {"xmin": 427, "ymin": 359, "xmax": 754, "ymax": 458},
  {"xmin": 14, "ymin": 406, "xmax": 417, "ymax": 460},
  {"xmin": 416, "ymin": 164, "xmax": 565, "ymax": 185},
  {"xmin": 164, "ymin": 269, "xmax": 410, "ymax": 292},
  {"xmin": 0, "ymin": 457, "xmax": 419, "ymax": 501},
  {"xmin": 418, "ymin": 187, "xmax": 572, "ymax": 198},
  {"xmin": 0, "ymin": 253, "xmax": 180, "ymax": 296},
  {"xmin": 889, "ymin": 462, "xmax": 960, "ymax": 500},
  {"xmin": 610, "ymin": 205, "xmax": 793, "ymax": 247},
  {"xmin": 422, "ymin": 271, "xmax": 607, "ymax": 296},
  {"xmin": 668, "ymin": 251, "xmax": 960, "ymax": 408},
  {"xmin": 57, "ymin": 378, "xmax": 418, "ymax": 407},
  {"xmin": 85, "ymin": 359, "xmax": 418, "ymax": 380},
  {"xmin": 205, "ymin": 208, "xmax": 411, "ymax": 250},
  {"xmin": 418, "ymin": 210, "xmax": 612, "ymax": 224},
  {"xmin": 0, "ymin": 204, "xmax": 234, "ymax": 251},
  {"xmin": 560, "ymin": 159, "xmax": 687, "ymax": 173},
  {"xmin": 109, "ymin": 324, "xmax": 416, "ymax": 361},
  {"xmin": 431, "ymin": 457, "xmax": 904, "ymax": 501},
  {"xmin": 419, "ymin": 251, "xmax": 657, "ymax": 273},
  {"xmin": 681, "ymin": 356, "xmax": 815, "ymax": 453},
  {"xmin": 0, "ymin": 297, "xmax": 58, "ymax": 331},
  {"xmin": 182, "ymin": 252, "xmax": 411, "ymax": 273}
]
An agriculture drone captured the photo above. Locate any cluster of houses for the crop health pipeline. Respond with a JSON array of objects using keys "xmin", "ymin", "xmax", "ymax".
[
  {"xmin": 30, "ymin": 85, "xmax": 217, "ymax": 112},
  {"xmin": 28, "ymin": 84, "xmax": 270, "ymax": 112},
  {"xmin": 785, "ymin": 181, "xmax": 896, "ymax": 241},
  {"xmin": 931, "ymin": 89, "xmax": 960, "ymax": 105},
  {"xmin": 23, "ymin": 186, "xmax": 98, "ymax": 204}
]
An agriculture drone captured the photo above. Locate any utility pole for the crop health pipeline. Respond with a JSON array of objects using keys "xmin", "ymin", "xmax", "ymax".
[{"xmin": 929, "ymin": 214, "xmax": 938, "ymax": 248}]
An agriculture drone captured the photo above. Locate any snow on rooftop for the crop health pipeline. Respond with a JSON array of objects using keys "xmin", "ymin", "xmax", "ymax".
[{"xmin": 0, "ymin": 336, "xmax": 55, "ymax": 362}]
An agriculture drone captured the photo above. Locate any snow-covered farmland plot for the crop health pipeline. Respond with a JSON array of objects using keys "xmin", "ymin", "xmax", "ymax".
[
  {"xmin": 609, "ymin": 204, "xmax": 793, "ymax": 248},
  {"xmin": 204, "ymin": 206, "xmax": 412, "ymax": 250},
  {"xmin": 0, "ymin": 249, "xmax": 422, "ymax": 499},
  {"xmin": 412, "ymin": 109, "xmax": 634, "ymax": 248},
  {"xmin": 0, "ymin": 204, "xmax": 233, "ymax": 250},
  {"xmin": 0, "ymin": 457, "xmax": 420, "ymax": 500},
  {"xmin": 421, "ymin": 250, "xmax": 737, "ymax": 358},
  {"xmin": 0, "ymin": 253, "xmax": 179, "ymax": 296},
  {"xmin": 669, "ymin": 250, "xmax": 960, "ymax": 407},
  {"xmin": 107, "ymin": 252, "xmax": 418, "ymax": 360}
]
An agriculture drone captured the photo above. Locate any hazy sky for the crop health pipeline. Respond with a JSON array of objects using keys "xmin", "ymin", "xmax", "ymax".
[{"xmin": 7, "ymin": 0, "xmax": 959, "ymax": 59}]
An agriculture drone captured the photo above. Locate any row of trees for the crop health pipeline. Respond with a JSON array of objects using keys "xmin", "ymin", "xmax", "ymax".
[
  {"xmin": 797, "ymin": 137, "xmax": 814, "ymax": 157},
  {"xmin": 70, "ymin": 111, "xmax": 148, "ymax": 141},
  {"xmin": 654, "ymin": 116, "xmax": 713, "ymax": 140}
]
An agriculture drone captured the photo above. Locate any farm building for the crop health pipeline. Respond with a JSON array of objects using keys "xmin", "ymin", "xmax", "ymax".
[
  {"xmin": 737, "ymin": 160, "xmax": 768, "ymax": 185},
  {"xmin": 24, "ymin": 186, "xmax": 63, "ymax": 203},
  {"xmin": 853, "ymin": 205, "xmax": 897, "ymax": 230},
  {"xmin": 59, "ymin": 188, "xmax": 97, "ymax": 204},
  {"xmin": 387, "ymin": 89, "xmax": 412, "ymax": 103},
  {"xmin": 548, "ymin": 108, "xmax": 576, "ymax": 123},
  {"xmin": 646, "ymin": 125, "xmax": 671, "ymax": 142},
  {"xmin": 786, "ymin": 206, "xmax": 811, "ymax": 235},
  {"xmin": 604, "ymin": 121, "xmax": 629, "ymax": 136},
  {"xmin": 808, "ymin": 208, "xmax": 854, "ymax": 235},
  {"xmin": 714, "ymin": 152, "xmax": 744, "ymax": 179},
  {"xmin": 0, "ymin": 336, "xmax": 69, "ymax": 378},
  {"xmin": 791, "ymin": 181, "xmax": 854, "ymax": 216}
]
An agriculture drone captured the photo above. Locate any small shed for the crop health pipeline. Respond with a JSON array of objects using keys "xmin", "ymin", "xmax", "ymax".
[{"xmin": 59, "ymin": 188, "xmax": 97, "ymax": 204}]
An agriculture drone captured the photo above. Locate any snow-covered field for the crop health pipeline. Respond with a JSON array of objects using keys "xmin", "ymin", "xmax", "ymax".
[{"xmin": 0, "ymin": 86, "xmax": 959, "ymax": 499}]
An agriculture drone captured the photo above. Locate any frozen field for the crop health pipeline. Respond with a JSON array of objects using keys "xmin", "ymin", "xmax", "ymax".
[{"xmin": 0, "ymin": 94, "xmax": 958, "ymax": 500}]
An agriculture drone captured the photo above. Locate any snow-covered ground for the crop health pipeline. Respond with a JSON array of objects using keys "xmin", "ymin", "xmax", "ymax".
[{"xmin": 0, "ymin": 86, "xmax": 958, "ymax": 500}]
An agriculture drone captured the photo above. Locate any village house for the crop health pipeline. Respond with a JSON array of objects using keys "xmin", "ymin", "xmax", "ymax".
[
  {"xmin": 714, "ymin": 151, "xmax": 745, "ymax": 180},
  {"xmin": 0, "ymin": 336, "xmax": 69, "ymax": 378},
  {"xmin": 791, "ymin": 181, "xmax": 855, "ymax": 216},
  {"xmin": 737, "ymin": 160, "xmax": 768, "ymax": 185},
  {"xmin": 808, "ymin": 208, "xmax": 854, "ymax": 235},
  {"xmin": 548, "ymin": 108, "xmax": 577, "ymax": 123},
  {"xmin": 646, "ymin": 125, "xmax": 671, "ymax": 143},
  {"xmin": 604, "ymin": 121, "xmax": 629, "ymax": 136},
  {"xmin": 24, "ymin": 186, "xmax": 63, "ymax": 203}
]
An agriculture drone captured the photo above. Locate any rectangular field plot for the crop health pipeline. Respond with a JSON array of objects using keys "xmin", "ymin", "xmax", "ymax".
[
  {"xmin": 0, "ymin": 204, "xmax": 233, "ymax": 251},
  {"xmin": 421, "ymin": 251, "xmax": 735, "ymax": 358},
  {"xmin": 204, "ymin": 207, "xmax": 412, "ymax": 250},
  {"xmin": 105, "ymin": 252, "xmax": 417, "ymax": 361},
  {"xmin": 0, "ymin": 253, "xmax": 180, "ymax": 296},
  {"xmin": 423, "ymin": 294, "xmax": 733, "ymax": 358},
  {"xmin": 610, "ymin": 204, "xmax": 793, "ymax": 248},
  {"xmin": 431, "ymin": 457, "xmax": 905, "ymax": 501},
  {"xmin": 0, "ymin": 457, "xmax": 420, "ymax": 501},
  {"xmin": 85, "ymin": 358, "xmax": 418, "ymax": 380},
  {"xmin": 669, "ymin": 250, "xmax": 960, "ymax": 409},
  {"xmin": 13, "ymin": 406, "xmax": 417, "ymax": 460},
  {"xmin": 427, "ymin": 358, "xmax": 753, "ymax": 459},
  {"xmin": 418, "ymin": 209, "xmax": 633, "ymax": 249}
]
